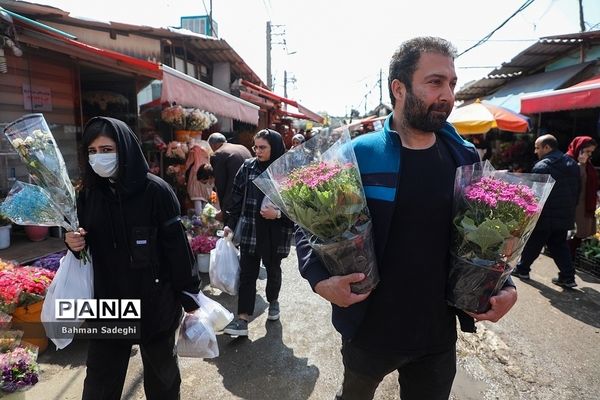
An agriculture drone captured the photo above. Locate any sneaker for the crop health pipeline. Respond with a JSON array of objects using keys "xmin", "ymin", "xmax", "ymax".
[
  {"xmin": 267, "ymin": 301, "xmax": 280, "ymax": 321},
  {"xmin": 223, "ymin": 318, "xmax": 248, "ymax": 336},
  {"xmin": 551, "ymin": 277, "xmax": 577, "ymax": 288},
  {"xmin": 511, "ymin": 269, "xmax": 530, "ymax": 280}
]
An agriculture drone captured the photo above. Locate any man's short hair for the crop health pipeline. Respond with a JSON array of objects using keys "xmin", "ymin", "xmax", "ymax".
[
  {"xmin": 538, "ymin": 134, "xmax": 558, "ymax": 150},
  {"xmin": 388, "ymin": 37, "xmax": 457, "ymax": 107},
  {"xmin": 208, "ymin": 133, "xmax": 227, "ymax": 146}
]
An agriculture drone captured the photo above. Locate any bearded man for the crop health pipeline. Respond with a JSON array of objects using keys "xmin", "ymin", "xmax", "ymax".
[{"xmin": 295, "ymin": 37, "xmax": 518, "ymax": 400}]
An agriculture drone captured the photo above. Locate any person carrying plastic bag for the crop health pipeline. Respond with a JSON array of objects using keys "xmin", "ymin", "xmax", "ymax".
[{"xmin": 209, "ymin": 234, "xmax": 240, "ymax": 296}]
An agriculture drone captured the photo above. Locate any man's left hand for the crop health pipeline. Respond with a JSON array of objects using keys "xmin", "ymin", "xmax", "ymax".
[{"xmin": 468, "ymin": 286, "xmax": 517, "ymax": 323}]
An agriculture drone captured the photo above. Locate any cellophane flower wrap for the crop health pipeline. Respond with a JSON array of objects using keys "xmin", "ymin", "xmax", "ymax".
[
  {"xmin": 253, "ymin": 128, "xmax": 378, "ymax": 293},
  {"xmin": 448, "ymin": 161, "xmax": 555, "ymax": 313},
  {"xmin": 1, "ymin": 114, "xmax": 89, "ymax": 263}
]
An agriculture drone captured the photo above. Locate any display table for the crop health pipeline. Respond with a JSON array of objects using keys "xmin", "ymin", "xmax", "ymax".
[{"xmin": 0, "ymin": 230, "xmax": 66, "ymax": 265}]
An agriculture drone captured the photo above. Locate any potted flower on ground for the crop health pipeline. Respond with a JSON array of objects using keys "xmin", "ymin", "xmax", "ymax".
[
  {"xmin": 190, "ymin": 235, "xmax": 218, "ymax": 273},
  {"xmin": 0, "ymin": 345, "xmax": 40, "ymax": 395}
]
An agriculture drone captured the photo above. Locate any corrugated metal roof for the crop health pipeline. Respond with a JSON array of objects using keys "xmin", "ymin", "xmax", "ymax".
[
  {"xmin": 456, "ymin": 30, "xmax": 600, "ymax": 101},
  {"xmin": 483, "ymin": 62, "xmax": 592, "ymax": 113},
  {"xmin": 0, "ymin": 0, "xmax": 266, "ymax": 86}
]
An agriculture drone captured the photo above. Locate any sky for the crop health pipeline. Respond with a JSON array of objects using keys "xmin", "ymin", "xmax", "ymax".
[{"xmin": 31, "ymin": 0, "xmax": 600, "ymax": 117}]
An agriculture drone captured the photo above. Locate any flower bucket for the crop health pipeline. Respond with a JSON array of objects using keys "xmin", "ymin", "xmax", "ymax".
[
  {"xmin": 175, "ymin": 130, "xmax": 192, "ymax": 142},
  {"xmin": 189, "ymin": 130, "xmax": 203, "ymax": 140},
  {"xmin": 0, "ymin": 225, "xmax": 11, "ymax": 249},
  {"xmin": 11, "ymin": 301, "xmax": 48, "ymax": 353},
  {"xmin": 24, "ymin": 225, "xmax": 48, "ymax": 242},
  {"xmin": 197, "ymin": 253, "xmax": 210, "ymax": 273}
]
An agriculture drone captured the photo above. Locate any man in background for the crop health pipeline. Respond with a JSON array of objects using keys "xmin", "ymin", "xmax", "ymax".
[
  {"xmin": 513, "ymin": 134, "xmax": 581, "ymax": 288},
  {"xmin": 207, "ymin": 133, "xmax": 252, "ymax": 224}
]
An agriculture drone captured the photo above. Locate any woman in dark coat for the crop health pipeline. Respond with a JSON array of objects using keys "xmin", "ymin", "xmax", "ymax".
[
  {"xmin": 65, "ymin": 117, "xmax": 200, "ymax": 400},
  {"xmin": 223, "ymin": 129, "xmax": 294, "ymax": 336},
  {"xmin": 566, "ymin": 136, "xmax": 599, "ymax": 258}
]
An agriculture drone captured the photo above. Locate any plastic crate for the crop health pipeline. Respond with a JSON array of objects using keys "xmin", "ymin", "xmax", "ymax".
[{"xmin": 574, "ymin": 249, "xmax": 600, "ymax": 278}]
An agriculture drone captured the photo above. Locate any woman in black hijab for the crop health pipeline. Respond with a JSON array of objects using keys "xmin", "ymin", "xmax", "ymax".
[
  {"xmin": 65, "ymin": 117, "xmax": 200, "ymax": 399},
  {"xmin": 223, "ymin": 129, "xmax": 293, "ymax": 336}
]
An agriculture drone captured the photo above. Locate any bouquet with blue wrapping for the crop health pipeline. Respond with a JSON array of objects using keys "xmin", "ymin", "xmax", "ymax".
[
  {"xmin": 2, "ymin": 114, "xmax": 89, "ymax": 262},
  {"xmin": 253, "ymin": 128, "xmax": 378, "ymax": 294}
]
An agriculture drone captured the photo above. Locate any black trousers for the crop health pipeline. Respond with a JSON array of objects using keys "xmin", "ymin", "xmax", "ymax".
[
  {"xmin": 516, "ymin": 227, "xmax": 575, "ymax": 281},
  {"xmin": 82, "ymin": 333, "xmax": 180, "ymax": 400},
  {"xmin": 335, "ymin": 340, "xmax": 456, "ymax": 400},
  {"xmin": 238, "ymin": 250, "xmax": 282, "ymax": 316}
]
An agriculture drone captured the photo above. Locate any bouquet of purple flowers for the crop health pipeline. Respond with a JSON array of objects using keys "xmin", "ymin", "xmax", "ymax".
[
  {"xmin": 254, "ymin": 128, "xmax": 378, "ymax": 294},
  {"xmin": 0, "ymin": 346, "xmax": 39, "ymax": 394},
  {"xmin": 448, "ymin": 161, "xmax": 555, "ymax": 313}
]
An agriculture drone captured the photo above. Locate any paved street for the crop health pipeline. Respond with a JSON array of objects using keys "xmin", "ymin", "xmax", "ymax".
[{"xmin": 23, "ymin": 249, "xmax": 600, "ymax": 400}]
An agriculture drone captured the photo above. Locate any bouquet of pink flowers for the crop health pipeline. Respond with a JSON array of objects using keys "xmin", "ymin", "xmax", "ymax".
[
  {"xmin": 190, "ymin": 235, "xmax": 219, "ymax": 254},
  {"xmin": 0, "ymin": 266, "xmax": 55, "ymax": 312},
  {"xmin": 0, "ymin": 273, "xmax": 22, "ymax": 314},
  {"xmin": 448, "ymin": 161, "xmax": 555, "ymax": 313},
  {"xmin": 254, "ymin": 128, "xmax": 378, "ymax": 293},
  {"xmin": 0, "ymin": 345, "xmax": 39, "ymax": 393},
  {"xmin": 161, "ymin": 105, "xmax": 186, "ymax": 129}
]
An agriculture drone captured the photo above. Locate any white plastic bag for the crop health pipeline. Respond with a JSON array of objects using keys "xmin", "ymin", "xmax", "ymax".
[
  {"xmin": 182, "ymin": 291, "xmax": 233, "ymax": 332},
  {"xmin": 209, "ymin": 236, "xmax": 240, "ymax": 295},
  {"xmin": 41, "ymin": 250, "xmax": 94, "ymax": 350},
  {"xmin": 176, "ymin": 310, "xmax": 218, "ymax": 358}
]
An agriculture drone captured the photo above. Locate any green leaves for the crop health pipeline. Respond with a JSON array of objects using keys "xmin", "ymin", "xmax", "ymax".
[{"xmin": 456, "ymin": 216, "xmax": 514, "ymax": 258}]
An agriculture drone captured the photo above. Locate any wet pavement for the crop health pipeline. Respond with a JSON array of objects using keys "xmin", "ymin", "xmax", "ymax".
[{"xmin": 25, "ymin": 249, "xmax": 600, "ymax": 400}]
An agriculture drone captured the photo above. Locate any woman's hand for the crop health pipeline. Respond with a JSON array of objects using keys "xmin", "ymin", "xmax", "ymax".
[
  {"xmin": 65, "ymin": 228, "xmax": 87, "ymax": 252},
  {"xmin": 260, "ymin": 207, "xmax": 279, "ymax": 220},
  {"xmin": 223, "ymin": 226, "xmax": 233, "ymax": 237}
]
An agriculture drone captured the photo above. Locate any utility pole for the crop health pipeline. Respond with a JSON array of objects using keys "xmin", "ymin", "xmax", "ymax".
[
  {"xmin": 266, "ymin": 21, "xmax": 272, "ymax": 90},
  {"xmin": 284, "ymin": 70, "xmax": 288, "ymax": 98},
  {"xmin": 209, "ymin": 0, "xmax": 213, "ymax": 36},
  {"xmin": 379, "ymin": 68, "xmax": 383, "ymax": 106},
  {"xmin": 578, "ymin": 0, "xmax": 585, "ymax": 32}
]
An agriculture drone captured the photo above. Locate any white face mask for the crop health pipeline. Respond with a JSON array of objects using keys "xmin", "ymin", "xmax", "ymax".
[{"xmin": 89, "ymin": 153, "xmax": 118, "ymax": 178}]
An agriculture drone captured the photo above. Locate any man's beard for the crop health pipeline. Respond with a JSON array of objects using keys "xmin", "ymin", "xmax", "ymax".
[{"xmin": 403, "ymin": 89, "xmax": 451, "ymax": 132}]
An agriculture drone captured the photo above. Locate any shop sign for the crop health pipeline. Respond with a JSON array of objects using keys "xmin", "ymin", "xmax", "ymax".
[{"xmin": 23, "ymin": 84, "xmax": 53, "ymax": 111}]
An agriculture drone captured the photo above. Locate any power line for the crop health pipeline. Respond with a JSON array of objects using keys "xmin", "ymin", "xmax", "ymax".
[
  {"xmin": 457, "ymin": 0, "xmax": 537, "ymax": 58},
  {"xmin": 200, "ymin": 0, "xmax": 209, "ymax": 17},
  {"xmin": 261, "ymin": 0, "xmax": 272, "ymax": 20}
]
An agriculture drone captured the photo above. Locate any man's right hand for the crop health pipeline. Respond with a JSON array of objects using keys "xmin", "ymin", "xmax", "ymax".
[
  {"xmin": 65, "ymin": 227, "xmax": 87, "ymax": 252},
  {"xmin": 314, "ymin": 273, "xmax": 371, "ymax": 307}
]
